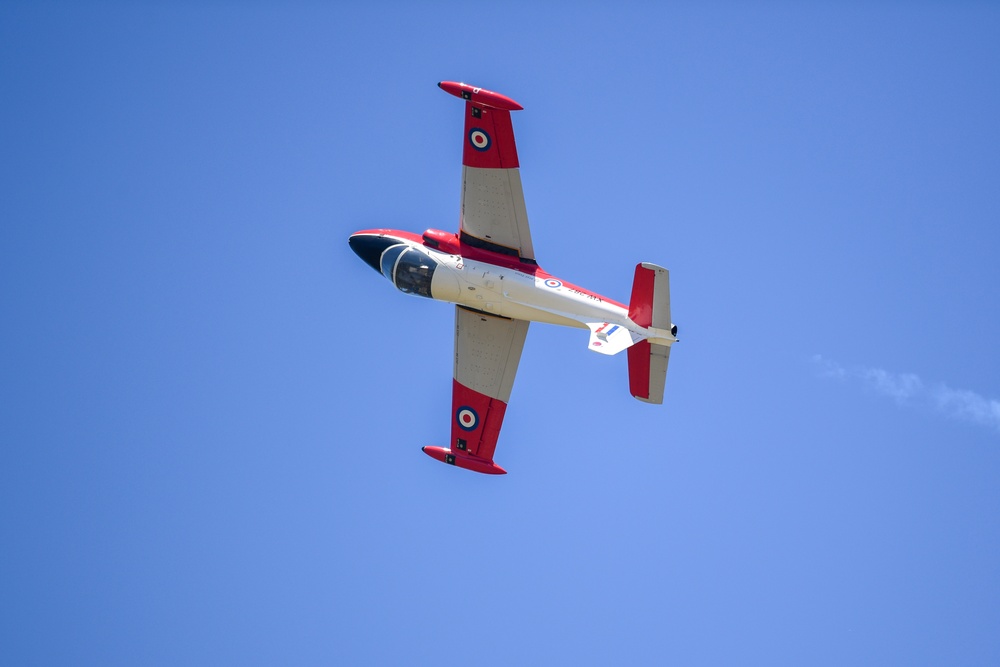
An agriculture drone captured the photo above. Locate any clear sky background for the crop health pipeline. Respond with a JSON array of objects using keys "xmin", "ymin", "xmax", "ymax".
[{"xmin": 2, "ymin": 2, "xmax": 999, "ymax": 665}]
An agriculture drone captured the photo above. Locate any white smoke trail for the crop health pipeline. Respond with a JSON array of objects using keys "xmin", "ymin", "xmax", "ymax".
[{"xmin": 812, "ymin": 355, "xmax": 1000, "ymax": 434}]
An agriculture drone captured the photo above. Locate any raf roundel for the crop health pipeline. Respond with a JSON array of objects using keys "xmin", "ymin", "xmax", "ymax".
[
  {"xmin": 456, "ymin": 406, "xmax": 479, "ymax": 431},
  {"xmin": 544, "ymin": 279, "xmax": 562, "ymax": 288},
  {"xmin": 469, "ymin": 128, "xmax": 491, "ymax": 152}
]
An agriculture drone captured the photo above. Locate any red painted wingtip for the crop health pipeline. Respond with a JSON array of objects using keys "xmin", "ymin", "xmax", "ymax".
[
  {"xmin": 422, "ymin": 446, "xmax": 507, "ymax": 475},
  {"xmin": 437, "ymin": 81, "xmax": 523, "ymax": 111}
]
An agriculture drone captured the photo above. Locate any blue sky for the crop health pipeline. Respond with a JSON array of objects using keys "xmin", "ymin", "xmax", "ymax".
[{"xmin": 3, "ymin": 2, "xmax": 999, "ymax": 664}]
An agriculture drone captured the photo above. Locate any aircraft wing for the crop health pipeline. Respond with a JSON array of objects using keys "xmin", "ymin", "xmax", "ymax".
[
  {"xmin": 423, "ymin": 305, "xmax": 529, "ymax": 474},
  {"xmin": 439, "ymin": 81, "xmax": 536, "ymax": 264}
]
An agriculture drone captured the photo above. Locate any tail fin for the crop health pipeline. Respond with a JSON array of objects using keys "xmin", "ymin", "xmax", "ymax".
[{"xmin": 627, "ymin": 263, "xmax": 673, "ymax": 404}]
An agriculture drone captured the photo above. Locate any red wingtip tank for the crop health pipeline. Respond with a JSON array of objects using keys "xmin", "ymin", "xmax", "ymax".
[
  {"xmin": 437, "ymin": 81, "xmax": 524, "ymax": 111},
  {"xmin": 422, "ymin": 446, "xmax": 508, "ymax": 475}
]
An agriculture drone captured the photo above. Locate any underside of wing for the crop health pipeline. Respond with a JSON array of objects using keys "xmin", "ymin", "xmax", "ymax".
[
  {"xmin": 439, "ymin": 81, "xmax": 536, "ymax": 264},
  {"xmin": 462, "ymin": 165, "xmax": 534, "ymax": 263},
  {"xmin": 422, "ymin": 305, "xmax": 529, "ymax": 474}
]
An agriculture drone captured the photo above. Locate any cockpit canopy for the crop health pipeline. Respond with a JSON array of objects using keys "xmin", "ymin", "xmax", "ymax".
[
  {"xmin": 380, "ymin": 244, "xmax": 437, "ymax": 298},
  {"xmin": 348, "ymin": 234, "xmax": 439, "ymax": 298}
]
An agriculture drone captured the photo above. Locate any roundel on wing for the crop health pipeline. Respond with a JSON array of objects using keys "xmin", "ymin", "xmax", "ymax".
[
  {"xmin": 456, "ymin": 406, "xmax": 479, "ymax": 431},
  {"xmin": 468, "ymin": 128, "xmax": 491, "ymax": 152},
  {"xmin": 544, "ymin": 279, "xmax": 562, "ymax": 288}
]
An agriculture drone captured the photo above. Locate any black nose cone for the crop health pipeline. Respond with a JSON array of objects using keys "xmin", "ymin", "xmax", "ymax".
[{"xmin": 349, "ymin": 234, "xmax": 400, "ymax": 274}]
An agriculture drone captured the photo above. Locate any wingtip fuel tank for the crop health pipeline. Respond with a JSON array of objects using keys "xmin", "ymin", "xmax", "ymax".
[
  {"xmin": 422, "ymin": 446, "xmax": 507, "ymax": 475},
  {"xmin": 437, "ymin": 81, "xmax": 523, "ymax": 111}
]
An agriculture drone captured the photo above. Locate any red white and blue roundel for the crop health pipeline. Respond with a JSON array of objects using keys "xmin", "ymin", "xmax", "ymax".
[
  {"xmin": 456, "ymin": 406, "xmax": 479, "ymax": 431},
  {"xmin": 468, "ymin": 128, "xmax": 491, "ymax": 152},
  {"xmin": 544, "ymin": 279, "xmax": 562, "ymax": 288}
]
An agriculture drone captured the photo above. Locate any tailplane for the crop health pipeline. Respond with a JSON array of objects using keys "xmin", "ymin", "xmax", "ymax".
[
  {"xmin": 585, "ymin": 321, "xmax": 642, "ymax": 355},
  {"xmin": 627, "ymin": 263, "xmax": 675, "ymax": 403}
]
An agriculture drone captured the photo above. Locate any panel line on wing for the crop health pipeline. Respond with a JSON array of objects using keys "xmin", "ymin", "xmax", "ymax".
[{"xmin": 457, "ymin": 304, "xmax": 513, "ymax": 320}]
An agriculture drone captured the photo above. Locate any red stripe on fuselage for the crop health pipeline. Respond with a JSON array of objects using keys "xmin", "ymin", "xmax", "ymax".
[{"xmin": 352, "ymin": 229, "xmax": 424, "ymax": 245}]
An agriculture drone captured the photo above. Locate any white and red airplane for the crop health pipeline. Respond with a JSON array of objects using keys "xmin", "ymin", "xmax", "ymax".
[{"xmin": 349, "ymin": 81, "xmax": 677, "ymax": 475}]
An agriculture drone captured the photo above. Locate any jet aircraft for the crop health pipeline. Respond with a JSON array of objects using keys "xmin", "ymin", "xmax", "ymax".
[{"xmin": 349, "ymin": 81, "xmax": 677, "ymax": 475}]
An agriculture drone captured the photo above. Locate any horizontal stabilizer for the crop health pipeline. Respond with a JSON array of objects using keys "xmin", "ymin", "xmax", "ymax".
[
  {"xmin": 628, "ymin": 341, "xmax": 671, "ymax": 404},
  {"xmin": 586, "ymin": 322, "xmax": 642, "ymax": 356}
]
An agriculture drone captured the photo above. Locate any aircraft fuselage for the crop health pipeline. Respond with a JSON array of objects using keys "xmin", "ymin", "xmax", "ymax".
[{"xmin": 349, "ymin": 228, "xmax": 676, "ymax": 347}]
